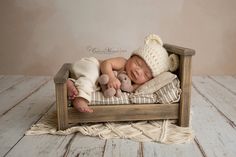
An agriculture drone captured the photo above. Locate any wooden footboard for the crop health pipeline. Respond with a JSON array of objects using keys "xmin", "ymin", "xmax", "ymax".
[{"xmin": 54, "ymin": 44, "xmax": 195, "ymax": 130}]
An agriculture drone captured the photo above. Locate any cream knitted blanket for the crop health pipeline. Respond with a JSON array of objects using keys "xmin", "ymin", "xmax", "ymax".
[{"xmin": 26, "ymin": 111, "xmax": 194, "ymax": 144}]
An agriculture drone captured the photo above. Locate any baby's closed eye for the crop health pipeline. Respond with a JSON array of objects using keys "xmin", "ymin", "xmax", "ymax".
[{"xmin": 135, "ymin": 59, "xmax": 142, "ymax": 66}]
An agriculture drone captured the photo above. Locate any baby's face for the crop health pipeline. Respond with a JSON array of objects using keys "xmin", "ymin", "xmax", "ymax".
[{"xmin": 125, "ymin": 55, "xmax": 153, "ymax": 84}]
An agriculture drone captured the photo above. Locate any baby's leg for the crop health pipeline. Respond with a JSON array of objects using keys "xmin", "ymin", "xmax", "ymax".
[
  {"xmin": 73, "ymin": 97, "xmax": 93, "ymax": 113},
  {"xmin": 71, "ymin": 57, "xmax": 100, "ymax": 113},
  {"xmin": 66, "ymin": 79, "xmax": 78, "ymax": 100},
  {"xmin": 67, "ymin": 79, "xmax": 93, "ymax": 113}
]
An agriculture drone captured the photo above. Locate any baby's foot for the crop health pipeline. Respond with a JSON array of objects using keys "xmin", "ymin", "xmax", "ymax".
[
  {"xmin": 66, "ymin": 79, "xmax": 78, "ymax": 100},
  {"xmin": 73, "ymin": 97, "xmax": 93, "ymax": 113}
]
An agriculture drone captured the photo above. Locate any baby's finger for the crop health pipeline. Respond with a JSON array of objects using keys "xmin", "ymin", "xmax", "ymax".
[
  {"xmin": 114, "ymin": 83, "xmax": 119, "ymax": 89},
  {"xmin": 115, "ymin": 82, "xmax": 120, "ymax": 89},
  {"xmin": 107, "ymin": 84, "xmax": 112, "ymax": 89}
]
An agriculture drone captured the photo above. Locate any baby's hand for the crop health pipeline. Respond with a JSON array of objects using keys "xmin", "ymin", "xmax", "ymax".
[{"xmin": 108, "ymin": 77, "xmax": 121, "ymax": 89}]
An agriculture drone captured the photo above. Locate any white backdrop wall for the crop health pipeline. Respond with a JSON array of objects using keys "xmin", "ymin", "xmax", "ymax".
[{"xmin": 0, "ymin": 0, "xmax": 236, "ymax": 75}]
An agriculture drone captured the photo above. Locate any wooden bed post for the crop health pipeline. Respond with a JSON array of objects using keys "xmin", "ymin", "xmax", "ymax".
[
  {"xmin": 179, "ymin": 55, "xmax": 192, "ymax": 127},
  {"xmin": 54, "ymin": 63, "xmax": 71, "ymax": 130},
  {"xmin": 164, "ymin": 44, "xmax": 195, "ymax": 127},
  {"xmin": 55, "ymin": 83, "xmax": 68, "ymax": 130}
]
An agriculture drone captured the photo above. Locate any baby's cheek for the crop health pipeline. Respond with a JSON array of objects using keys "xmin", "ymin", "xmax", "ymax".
[
  {"xmin": 142, "ymin": 77, "xmax": 150, "ymax": 83},
  {"xmin": 136, "ymin": 78, "xmax": 145, "ymax": 84}
]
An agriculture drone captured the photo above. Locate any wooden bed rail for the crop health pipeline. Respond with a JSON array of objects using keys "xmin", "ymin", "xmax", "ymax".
[
  {"xmin": 54, "ymin": 63, "xmax": 71, "ymax": 84},
  {"xmin": 164, "ymin": 43, "xmax": 195, "ymax": 56}
]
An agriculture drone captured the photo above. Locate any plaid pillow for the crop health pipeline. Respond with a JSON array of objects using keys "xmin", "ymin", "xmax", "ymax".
[
  {"xmin": 90, "ymin": 91, "xmax": 130, "ymax": 105},
  {"xmin": 135, "ymin": 72, "xmax": 177, "ymax": 95},
  {"xmin": 129, "ymin": 93, "xmax": 157, "ymax": 104},
  {"xmin": 155, "ymin": 78, "xmax": 181, "ymax": 104},
  {"xmin": 130, "ymin": 78, "xmax": 181, "ymax": 104},
  {"xmin": 68, "ymin": 77, "xmax": 181, "ymax": 106}
]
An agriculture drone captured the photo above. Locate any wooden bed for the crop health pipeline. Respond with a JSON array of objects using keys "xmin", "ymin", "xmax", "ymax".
[{"xmin": 54, "ymin": 44, "xmax": 195, "ymax": 130}]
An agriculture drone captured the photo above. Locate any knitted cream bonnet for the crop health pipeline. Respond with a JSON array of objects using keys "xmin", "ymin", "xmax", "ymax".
[{"xmin": 132, "ymin": 34, "xmax": 179, "ymax": 77}]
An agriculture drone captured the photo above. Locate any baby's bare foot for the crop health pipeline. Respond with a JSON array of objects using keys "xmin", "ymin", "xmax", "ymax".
[
  {"xmin": 73, "ymin": 97, "xmax": 93, "ymax": 113},
  {"xmin": 66, "ymin": 80, "xmax": 78, "ymax": 100}
]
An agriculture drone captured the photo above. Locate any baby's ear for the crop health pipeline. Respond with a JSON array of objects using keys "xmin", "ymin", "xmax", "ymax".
[
  {"xmin": 144, "ymin": 34, "xmax": 163, "ymax": 46},
  {"xmin": 168, "ymin": 54, "xmax": 179, "ymax": 72}
]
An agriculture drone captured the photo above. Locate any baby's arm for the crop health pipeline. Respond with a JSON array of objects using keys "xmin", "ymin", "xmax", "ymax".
[{"xmin": 100, "ymin": 57, "xmax": 127, "ymax": 89}]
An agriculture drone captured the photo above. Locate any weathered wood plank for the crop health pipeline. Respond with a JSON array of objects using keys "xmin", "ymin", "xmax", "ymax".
[
  {"xmin": 142, "ymin": 141, "xmax": 203, "ymax": 157},
  {"xmin": 5, "ymin": 105, "xmax": 75, "ymax": 157},
  {"xmin": 0, "ymin": 75, "xmax": 25, "ymax": 93},
  {"xmin": 0, "ymin": 76, "xmax": 50, "ymax": 116},
  {"xmin": 209, "ymin": 76, "xmax": 236, "ymax": 94},
  {"xmin": 6, "ymin": 134, "xmax": 74, "ymax": 157},
  {"xmin": 178, "ymin": 55, "xmax": 192, "ymax": 127},
  {"xmin": 54, "ymin": 63, "xmax": 70, "ymax": 84},
  {"xmin": 65, "ymin": 134, "xmax": 106, "ymax": 157},
  {"xmin": 0, "ymin": 80, "xmax": 55, "ymax": 156},
  {"xmin": 103, "ymin": 139, "xmax": 140, "ymax": 157},
  {"xmin": 0, "ymin": 75, "xmax": 4, "ymax": 80},
  {"xmin": 193, "ymin": 76, "xmax": 236, "ymax": 125},
  {"xmin": 191, "ymin": 85, "xmax": 236, "ymax": 157},
  {"xmin": 164, "ymin": 44, "xmax": 195, "ymax": 56},
  {"xmin": 56, "ymin": 83, "xmax": 68, "ymax": 130},
  {"xmin": 68, "ymin": 103, "xmax": 179, "ymax": 124},
  {"xmin": 3, "ymin": 75, "xmax": 236, "ymax": 157}
]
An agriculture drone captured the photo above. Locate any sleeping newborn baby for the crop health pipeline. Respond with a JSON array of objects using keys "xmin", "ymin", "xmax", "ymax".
[{"xmin": 67, "ymin": 34, "xmax": 178, "ymax": 113}]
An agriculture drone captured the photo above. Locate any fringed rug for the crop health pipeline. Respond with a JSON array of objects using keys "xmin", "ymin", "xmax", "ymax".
[{"xmin": 26, "ymin": 111, "xmax": 194, "ymax": 144}]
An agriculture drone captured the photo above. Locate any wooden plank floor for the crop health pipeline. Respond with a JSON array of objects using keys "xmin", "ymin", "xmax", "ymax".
[{"xmin": 0, "ymin": 75, "xmax": 236, "ymax": 157}]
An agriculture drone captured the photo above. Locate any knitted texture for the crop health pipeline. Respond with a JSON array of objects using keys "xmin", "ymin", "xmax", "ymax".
[{"xmin": 132, "ymin": 34, "xmax": 178, "ymax": 77}]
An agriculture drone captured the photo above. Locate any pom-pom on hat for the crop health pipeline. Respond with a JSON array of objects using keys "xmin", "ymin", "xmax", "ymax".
[{"xmin": 132, "ymin": 34, "xmax": 179, "ymax": 77}]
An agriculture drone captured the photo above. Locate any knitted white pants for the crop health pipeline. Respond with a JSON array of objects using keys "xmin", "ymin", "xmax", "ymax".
[{"xmin": 70, "ymin": 57, "xmax": 100, "ymax": 102}]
